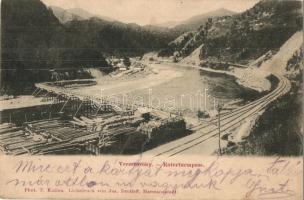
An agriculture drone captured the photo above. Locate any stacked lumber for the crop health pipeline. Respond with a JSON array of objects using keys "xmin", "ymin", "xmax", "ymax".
[
  {"xmin": 138, "ymin": 116, "xmax": 187, "ymax": 141},
  {"xmin": 0, "ymin": 124, "xmax": 42, "ymax": 155},
  {"xmin": 0, "ymin": 109, "xmax": 150, "ymax": 155}
]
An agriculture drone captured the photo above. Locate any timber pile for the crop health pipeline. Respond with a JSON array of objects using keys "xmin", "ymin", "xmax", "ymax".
[
  {"xmin": 138, "ymin": 116, "xmax": 187, "ymax": 142},
  {"xmin": 0, "ymin": 119, "xmax": 91, "ymax": 155},
  {"xmin": 27, "ymin": 118, "xmax": 94, "ymax": 141},
  {"xmin": 72, "ymin": 114, "xmax": 144, "ymax": 131},
  {"xmin": 0, "ymin": 123, "xmax": 46, "ymax": 155},
  {"xmin": 0, "ymin": 110, "xmax": 151, "ymax": 155}
]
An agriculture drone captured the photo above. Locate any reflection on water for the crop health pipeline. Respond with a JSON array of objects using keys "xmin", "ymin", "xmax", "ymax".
[
  {"xmin": 0, "ymin": 65, "xmax": 261, "ymax": 124},
  {"xmin": 88, "ymin": 66, "xmax": 261, "ymax": 116},
  {"xmin": 199, "ymin": 70, "xmax": 260, "ymax": 100}
]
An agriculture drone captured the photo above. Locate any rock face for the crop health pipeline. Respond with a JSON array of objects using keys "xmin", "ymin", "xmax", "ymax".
[
  {"xmin": 260, "ymin": 31, "xmax": 303, "ymax": 75},
  {"xmin": 180, "ymin": 44, "xmax": 204, "ymax": 65},
  {"xmin": 159, "ymin": 0, "xmax": 303, "ymax": 64},
  {"xmin": 249, "ymin": 50, "xmax": 274, "ymax": 67}
]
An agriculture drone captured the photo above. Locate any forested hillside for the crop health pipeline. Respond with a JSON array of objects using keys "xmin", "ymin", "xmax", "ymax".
[
  {"xmin": 172, "ymin": 8, "xmax": 236, "ymax": 32},
  {"xmin": 64, "ymin": 18, "xmax": 175, "ymax": 56},
  {"xmin": 0, "ymin": 0, "xmax": 176, "ymax": 94},
  {"xmin": 51, "ymin": 7, "xmax": 116, "ymax": 23},
  {"xmin": 159, "ymin": 0, "xmax": 303, "ymax": 64}
]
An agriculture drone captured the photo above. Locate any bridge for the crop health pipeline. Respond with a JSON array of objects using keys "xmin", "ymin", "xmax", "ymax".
[
  {"xmin": 34, "ymin": 82, "xmax": 136, "ymax": 117},
  {"xmin": 34, "ymin": 63, "xmax": 291, "ymax": 157},
  {"xmin": 34, "ymin": 82, "xmax": 174, "ymax": 118}
]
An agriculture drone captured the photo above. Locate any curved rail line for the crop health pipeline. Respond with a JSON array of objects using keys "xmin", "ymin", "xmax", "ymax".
[
  {"xmin": 192, "ymin": 74, "xmax": 287, "ymax": 130},
  {"xmin": 35, "ymin": 63, "xmax": 291, "ymax": 157},
  {"xmin": 145, "ymin": 73, "xmax": 291, "ymax": 157},
  {"xmin": 168, "ymin": 78, "xmax": 289, "ymax": 156}
]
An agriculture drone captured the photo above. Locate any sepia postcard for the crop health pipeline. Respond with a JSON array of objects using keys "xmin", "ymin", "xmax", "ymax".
[{"xmin": 0, "ymin": 0, "xmax": 303, "ymax": 199}]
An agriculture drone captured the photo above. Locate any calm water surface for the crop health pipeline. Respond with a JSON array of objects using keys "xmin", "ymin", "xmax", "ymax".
[{"xmin": 83, "ymin": 64, "xmax": 261, "ymax": 116}]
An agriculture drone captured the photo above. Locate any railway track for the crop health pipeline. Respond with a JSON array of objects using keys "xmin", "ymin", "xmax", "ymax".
[
  {"xmin": 192, "ymin": 74, "xmax": 287, "ymax": 130},
  {"xmin": 144, "ymin": 73, "xmax": 291, "ymax": 157},
  {"xmin": 34, "ymin": 63, "xmax": 291, "ymax": 157}
]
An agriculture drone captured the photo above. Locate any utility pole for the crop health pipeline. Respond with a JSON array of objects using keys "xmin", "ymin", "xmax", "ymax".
[{"xmin": 216, "ymin": 102, "xmax": 222, "ymax": 156}]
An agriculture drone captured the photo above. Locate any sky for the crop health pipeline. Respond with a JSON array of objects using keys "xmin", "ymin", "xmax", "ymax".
[{"xmin": 42, "ymin": 0, "xmax": 259, "ymax": 26}]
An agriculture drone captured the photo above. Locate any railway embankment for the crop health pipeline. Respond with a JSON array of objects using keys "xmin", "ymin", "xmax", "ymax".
[
  {"xmin": 223, "ymin": 79, "xmax": 302, "ymax": 156},
  {"xmin": 222, "ymin": 46, "xmax": 303, "ymax": 156},
  {"xmin": 144, "ymin": 39, "xmax": 297, "ymax": 156}
]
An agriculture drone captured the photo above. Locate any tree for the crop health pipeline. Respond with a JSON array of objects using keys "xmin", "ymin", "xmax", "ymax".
[{"xmin": 123, "ymin": 56, "xmax": 131, "ymax": 68}]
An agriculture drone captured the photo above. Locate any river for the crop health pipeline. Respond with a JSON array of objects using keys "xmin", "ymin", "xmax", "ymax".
[{"xmin": 70, "ymin": 63, "xmax": 260, "ymax": 117}]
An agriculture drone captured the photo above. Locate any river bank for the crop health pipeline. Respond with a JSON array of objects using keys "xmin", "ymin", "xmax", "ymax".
[
  {"xmin": 220, "ymin": 33, "xmax": 303, "ymax": 155},
  {"xmin": 199, "ymin": 66, "xmax": 272, "ymax": 93},
  {"xmin": 0, "ymin": 96, "xmax": 53, "ymax": 112}
]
